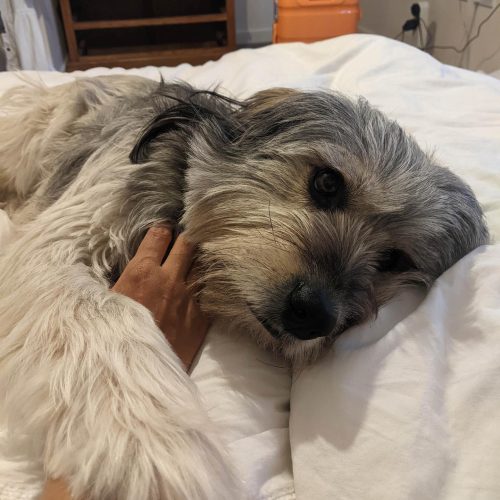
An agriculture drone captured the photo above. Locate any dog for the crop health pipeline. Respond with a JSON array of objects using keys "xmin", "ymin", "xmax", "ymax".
[{"xmin": 0, "ymin": 75, "xmax": 488, "ymax": 499}]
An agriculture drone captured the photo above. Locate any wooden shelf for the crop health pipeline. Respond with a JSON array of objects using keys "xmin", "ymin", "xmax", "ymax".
[
  {"xmin": 59, "ymin": 0, "xmax": 236, "ymax": 71},
  {"xmin": 68, "ymin": 46, "xmax": 231, "ymax": 71},
  {"xmin": 73, "ymin": 13, "xmax": 228, "ymax": 31}
]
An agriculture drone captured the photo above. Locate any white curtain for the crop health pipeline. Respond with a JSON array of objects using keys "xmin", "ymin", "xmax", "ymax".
[
  {"xmin": 0, "ymin": 0, "xmax": 65, "ymax": 71},
  {"xmin": 0, "ymin": 0, "xmax": 21, "ymax": 70}
]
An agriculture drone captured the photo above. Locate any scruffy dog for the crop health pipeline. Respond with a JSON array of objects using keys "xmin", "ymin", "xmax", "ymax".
[{"xmin": 0, "ymin": 75, "xmax": 488, "ymax": 499}]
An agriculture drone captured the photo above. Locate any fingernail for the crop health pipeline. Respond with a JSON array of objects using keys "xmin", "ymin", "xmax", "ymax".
[{"xmin": 149, "ymin": 225, "xmax": 171, "ymax": 235}]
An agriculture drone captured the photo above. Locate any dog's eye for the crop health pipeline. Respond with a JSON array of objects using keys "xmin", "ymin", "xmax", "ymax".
[
  {"xmin": 377, "ymin": 249, "xmax": 416, "ymax": 273},
  {"xmin": 310, "ymin": 168, "xmax": 346, "ymax": 209}
]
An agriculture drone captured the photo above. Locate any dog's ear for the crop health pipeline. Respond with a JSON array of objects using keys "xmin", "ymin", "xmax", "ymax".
[
  {"xmin": 130, "ymin": 102, "xmax": 214, "ymax": 164},
  {"xmin": 436, "ymin": 170, "xmax": 490, "ymax": 259},
  {"xmin": 130, "ymin": 90, "xmax": 242, "ymax": 164},
  {"xmin": 414, "ymin": 167, "xmax": 490, "ymax": 280}
]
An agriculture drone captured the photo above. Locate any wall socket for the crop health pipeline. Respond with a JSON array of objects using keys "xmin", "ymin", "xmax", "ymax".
[{"xmin": 416, "ymin": 1, "xmax": 430, "ymax": 27}]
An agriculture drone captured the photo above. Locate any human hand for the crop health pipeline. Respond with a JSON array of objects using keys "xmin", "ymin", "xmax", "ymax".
[
  {"xmin": 112, "ymin": 226, "xmax": 210, "ymax": 371},
  {"xmin": 39, "ymin": 478, "xmax": 72, "ymax": 500}
]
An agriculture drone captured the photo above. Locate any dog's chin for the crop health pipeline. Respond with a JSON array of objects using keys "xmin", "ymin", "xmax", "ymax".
[{"xmin": 280, "ymin": 335, "xmax": 333, "ymax": 367}]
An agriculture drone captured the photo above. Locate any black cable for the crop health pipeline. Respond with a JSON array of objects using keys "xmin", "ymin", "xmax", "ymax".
[
  {"xmin": 401, "ymin": 4, "xmax": 426, "ymax": 48},
  {"xmin": 393, "ymin": 30, "xmax": 404, "ymax": 40},
  {"xmin": 425, "ymin": 2, "xmax": 500, "ymax": 53}
]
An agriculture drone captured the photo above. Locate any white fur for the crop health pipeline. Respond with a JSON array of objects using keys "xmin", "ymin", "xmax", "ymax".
[{"xmin": 0, "ymin": 80, "xmax": 239, "ymax": 499}]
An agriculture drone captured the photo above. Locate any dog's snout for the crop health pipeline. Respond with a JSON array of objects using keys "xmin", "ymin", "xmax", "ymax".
[{"xmin": 282, "ymin": 282, "xmax": 336, "ymax": 340}]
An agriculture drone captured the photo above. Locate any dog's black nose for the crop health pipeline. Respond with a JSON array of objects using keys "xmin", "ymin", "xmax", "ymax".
[{"xmin": 282, "ymin": 282, "xmax": 336, "ymax": 340}]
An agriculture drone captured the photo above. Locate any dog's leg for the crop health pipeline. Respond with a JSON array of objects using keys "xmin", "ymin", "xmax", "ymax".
[
  {"xmin": 0, "ymin": 237, "xmax": 238, "ymax": 499},
  {"xmin": 0, "ymin": 83, "xmax": 81, "ymax": 204},
  {"xmin": 0, "ymin": 77, "xmax": 153, "ymax": 209}
]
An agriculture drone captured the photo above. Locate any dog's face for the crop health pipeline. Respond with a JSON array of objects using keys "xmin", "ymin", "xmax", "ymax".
[{"xmin": 134, "ymin": 87, "xmax": 489, "ymax": 364}]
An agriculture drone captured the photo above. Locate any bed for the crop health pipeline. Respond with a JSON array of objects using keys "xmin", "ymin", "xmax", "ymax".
[{"xmin": 0, "ymin": 34, "xmax": 499, "ymax": 500}]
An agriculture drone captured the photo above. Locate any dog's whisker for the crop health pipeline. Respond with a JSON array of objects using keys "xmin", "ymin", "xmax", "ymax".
[{"xmin": 268, "ymin": 200, "xmax": 278, "ymax": 247}]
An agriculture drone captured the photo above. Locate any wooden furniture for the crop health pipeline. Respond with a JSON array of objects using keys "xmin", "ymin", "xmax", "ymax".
[{"xmin": 59, "ymin": 0, "xmax": 236, "ymax": 71}]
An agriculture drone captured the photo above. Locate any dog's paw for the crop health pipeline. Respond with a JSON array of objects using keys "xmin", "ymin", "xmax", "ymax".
[
  {"xmin": 72, "ymin": 427, "xmax": 240, "ymax": 500},
  {"xmin": 1, "ymin": 280, "xmax": 240, "ymax": 500}
]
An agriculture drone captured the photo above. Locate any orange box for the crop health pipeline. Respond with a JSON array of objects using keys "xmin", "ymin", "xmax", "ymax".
[{"xmin": 273, "ymin": 0, "xmax": 360, "ymax": 44}]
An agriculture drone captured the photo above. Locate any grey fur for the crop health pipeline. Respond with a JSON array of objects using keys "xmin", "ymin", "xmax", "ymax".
[{"xmin": 3, "ymin": 76, "xmax": 489, "ymax": 363}]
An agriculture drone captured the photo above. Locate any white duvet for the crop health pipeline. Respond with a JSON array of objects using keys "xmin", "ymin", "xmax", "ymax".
[{"xmin": 0, "ymin": 34, "xmax": 499, "ymax": 500}]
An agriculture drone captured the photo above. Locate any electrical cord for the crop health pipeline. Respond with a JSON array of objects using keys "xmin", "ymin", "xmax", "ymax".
[
  {"xmin": 418, "ymin": 18, "xmax": 431, "ymax": 50},
  {"xmin": 417, "ymin": 23, "xmax": 424, "ymax": 48},
  {"xmin": 393, "ymin": 30, "xmax": 404, "ymax": 40},
  {"xmin": 475, "ymin": 36, "xmax": 500, "ymax": 69},
  {"xmin": 459, "ymin": 3, "xmax": 479, "ymax": 67},
  {"xmin": 425, "ymin": 2, "xmax": 500, "ymax": 53}
]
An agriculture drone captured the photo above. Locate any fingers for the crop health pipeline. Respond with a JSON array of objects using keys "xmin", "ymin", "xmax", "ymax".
[
  {"xmin": 136, "ymin": 227, "xmax": 197, "ymax": 281},
  {"xmin": 162, "ymin": 233, "xmax": 196, "ymax": 280},
  {"xmin": 136, "ymin": 226, "xmax": 173, "ymax": 264}
]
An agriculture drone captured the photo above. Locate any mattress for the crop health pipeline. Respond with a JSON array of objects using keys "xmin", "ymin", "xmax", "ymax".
[{"xmin": 0, "ymin": 34, "xmax": 499, "ymax": 500}]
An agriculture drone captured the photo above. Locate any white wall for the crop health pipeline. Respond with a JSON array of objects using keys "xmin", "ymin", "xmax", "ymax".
[
  {"xmin": 359, "ymin": 0, "xmax": 500, "ymax": 72},
  {"xmin": 431, "ymin": 0, "xmax": 500, "ymax": 71},
  {"xmin": 235, "ymin": 0, "xmax": 274, "ymax": 46}
]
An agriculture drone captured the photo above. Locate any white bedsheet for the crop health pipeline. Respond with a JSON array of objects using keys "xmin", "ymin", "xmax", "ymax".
[
  {"xmin": 0, "ymin": 34, "xmax": 499, "ymax": 500},
  {"xmin": 292, "ymin": 246, "xmax": 500, "ymax": 500}
]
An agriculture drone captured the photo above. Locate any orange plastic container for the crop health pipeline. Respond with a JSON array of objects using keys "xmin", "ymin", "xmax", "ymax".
[{"xmin": 273, "ymin": 0, "xmax": 360, "ymax": 44}]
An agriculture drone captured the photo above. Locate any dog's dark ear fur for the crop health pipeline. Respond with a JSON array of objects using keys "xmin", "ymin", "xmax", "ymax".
[
  {"xmin": 130, "ymin": 102, "xmax": 213, "ymax": 164},
  {"xmin": 130, "ymin": 88, "xmax": 242, "ymax": 164},
  {"xmin": 434, "ymin": 167, "xmax": 490, "ymax": 267}
]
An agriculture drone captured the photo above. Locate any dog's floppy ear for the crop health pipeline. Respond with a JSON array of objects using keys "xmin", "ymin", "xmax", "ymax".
[
  {"xmin": 435, "ymin": 169, "xmax": 490, "ymax": 262},
  {"xmin": 130, "ymin": 89, "xmax": 243, "ymax": 164},
  {"xmin": 130, "ymin": 101, "xmax": 214, "ymax": 164}
]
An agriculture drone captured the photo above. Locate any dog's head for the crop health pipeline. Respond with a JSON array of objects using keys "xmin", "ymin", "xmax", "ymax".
[{"xmin": 132, "ymin": 85, "xmax": 489, "ymax": 364}]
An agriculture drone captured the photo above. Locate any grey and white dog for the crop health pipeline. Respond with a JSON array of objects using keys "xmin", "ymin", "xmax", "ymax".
[{"xmin": 0, "ymin": 75, "xmax": 488, "ymax": 499}]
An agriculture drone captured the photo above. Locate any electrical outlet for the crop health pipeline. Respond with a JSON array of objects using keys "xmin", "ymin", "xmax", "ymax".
[
  {"xmin": 417, "ymin": 1, "xmax": 430, "ymax": 27},
  {"xmin": 474, "ymin": 0, "xmax": 498, "ymax": 8}
]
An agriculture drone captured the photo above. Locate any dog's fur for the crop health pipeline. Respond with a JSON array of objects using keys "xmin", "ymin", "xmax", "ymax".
[{"xmin": 0, "ymin": 75, "xmax": 488, "ymax": 499}]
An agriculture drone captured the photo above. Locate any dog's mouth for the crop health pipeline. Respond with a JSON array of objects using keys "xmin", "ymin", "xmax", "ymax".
[
  {"xmin": 247, "ymin": 304, "xmax": 344, "ymax": 341},
  {"xmin": 247, "ymin": 304, "xmax": 284, "ymax": 340},
  {"xmin": 248, "ymin": 302, "xmax": 359, "ymax": 344}
]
